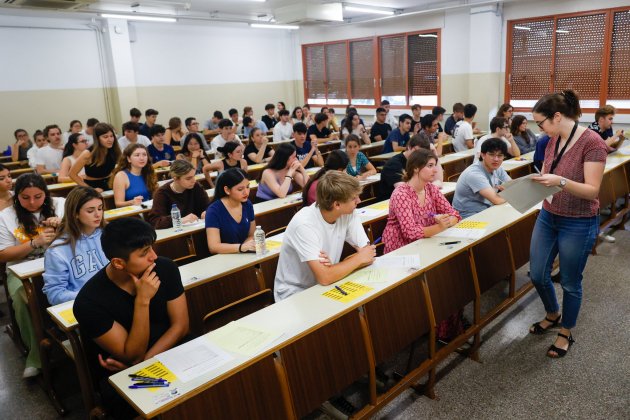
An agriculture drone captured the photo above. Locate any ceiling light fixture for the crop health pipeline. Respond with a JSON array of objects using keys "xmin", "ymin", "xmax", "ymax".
[
  {"xmin": 101, "ymin": 13, "xmax": 177, "ymax": 22},
  {"xmin": 344, "ymin": 6, "xmax": 395, "ymax": 16},
  {"xmin": 250, "ymin": 23, "xmax": 299, "ymax": 30}
]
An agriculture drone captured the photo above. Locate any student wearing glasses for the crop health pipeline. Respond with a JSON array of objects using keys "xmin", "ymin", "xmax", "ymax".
[
  {"xmin": 529, "ymin": 90, "xmax": 606, "ymax": 358},
  {"xmin": 475, "ymin": 117, "xmax": 520, "ymax": 160},
  {"xmin": 452, "ymin": 138, "xmax": 511, "ymax": 218}
]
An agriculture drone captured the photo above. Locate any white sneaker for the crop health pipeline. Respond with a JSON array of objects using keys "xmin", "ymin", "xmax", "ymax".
[
  {"xmin": 599, "ymin": 233, "xmax": 616, "ymax": 243},
  {"xmin": 22, "ymin": 367, "xmax": 40, "ymax": 378}
]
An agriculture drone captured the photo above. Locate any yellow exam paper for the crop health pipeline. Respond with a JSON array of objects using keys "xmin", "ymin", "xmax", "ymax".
[
  {"xmin": 210, "ymin": 322, "xmax": 282, "ymax": 356},
  {"xmin": 105, "ymin": 206, "xmax": 136, "ymax": 215},
  {"xmin": 266, "ymin": 240, "xmax": 282, "ymax": 251},
  {"xmin": 134, "ymin": 361, "xmax": 178, "ymax": 392},
  {"xmin": 344, "ymin": 268, "xmax": 388, "ymax": 284},
  {"xmin": 322, "ymin": 281, "xmax": 373, "ymax": 303},
  {"xmin": 454, "ymin": 221, "xmax": 488, "ymax": 229},
  {"xmin": 367, "ymin": 201, "xmax": 389, "ymax": 211},
  {"xmin": 58, "ymin": 308, "xmax": 77, "ymax": 325}
]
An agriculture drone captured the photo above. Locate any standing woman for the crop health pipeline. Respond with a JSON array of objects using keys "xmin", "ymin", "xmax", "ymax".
[
  {"xmin": 69, "ymin": 123, "xmax": 121, "ymax": 192},
  {"xmin": 510, "ymin": 115, "xmax": 538, "ymax": 154},
  {"xmin": 110, "ymin": 144, "xmax": 158, "ymax": 207},
  {"xmin": 302, "ymin": 150, "xmax": 349, "ymax": 206},
  {"xmin": 256, "ymin": 143, "xmax": 308, "ymax": 201},
  {"xmin": 146, "ymin": 159, "xmax": 210, "ymax": 229},
  {"xmin": 203, "ymin": 141, "xmax": 248, "ymax": 177},
  {"xmin": 58, "ymin": 132, "xmax": 88, "ymax": 183},
  {"xmin": 345, "ymin": 135, "xmax": 377, "ymax": 180},
  {"xmin": 164, "ymin": 117, "xmax": 187, "ymax": 147},
  {"xmin": 341, "ymin": 112, "xmax": 371, "ymax": 145},
  {"xmin": 205, "ymin": 168, "xmax": 256, "ymax": 254},
  {"xmin": 530, "ymin": 90, "xmax": 607, "ymax": 358},
  {"xmin": 0, "ymin": 164, "xmax": 14, "ymax": 211},
  {"xmin": 43, "ymin": 186, "xmax": 108, "ymax": 305},
  {"xmin": 0, "ymin": 173, "xmax": 65, "ymax": 378}
]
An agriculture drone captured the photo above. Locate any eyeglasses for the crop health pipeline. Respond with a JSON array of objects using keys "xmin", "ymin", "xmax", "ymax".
[
  {"xmin": 77, "ymin": 140, "xmax": 89, "ymax": 144},
  {"xmin": 535, "ymin": 117, "xmax": 549, "ymax": 129},
  {"xmin": 502, "ymin": 125, "xmax": 509, "ymax": 129},
  {"xmin": 486, "ymin": 153, "xmax": 505, "ymax": 160}
]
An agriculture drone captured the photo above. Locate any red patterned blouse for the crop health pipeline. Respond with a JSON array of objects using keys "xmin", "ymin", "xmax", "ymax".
[{"xmin": 383, "ymin": 183, "xmax": 461, "ymax": 254}]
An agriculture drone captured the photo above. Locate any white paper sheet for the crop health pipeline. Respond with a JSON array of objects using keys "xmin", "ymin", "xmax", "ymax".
[
  {"xmin": 434, "ymin": 227, "xmax": 487, "ymax": 240},
  {"xmin": 355, "ymin": 207, "xmax": 385, "ymax": 219},
  {"xmin": 498, "ymin": 174, "xmax": 561, "ymax": 213},
  {"xmin": 209, "ymin": 321, "xmax": 284, "ymax": 356},
  {"xmin": 155, "ymin": 336, "xmax": 234, "ymax": 383},
  {"xmin": 373, "ymin": 255, "xmax": 421, "ymax": 270}
]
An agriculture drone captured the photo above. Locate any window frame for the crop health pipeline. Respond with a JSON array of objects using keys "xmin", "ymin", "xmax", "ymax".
[{"xmin": 505, "ymin": 6, "xmax": 630, "ymax": 113}]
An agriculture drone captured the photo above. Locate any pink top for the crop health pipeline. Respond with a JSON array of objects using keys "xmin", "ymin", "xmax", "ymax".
[
  {"xmin": 383, "ymin": 183, "xmax": 461, "ymax": 254},
  {"xmin": 542, "ymin": 128, "xmax": 607, "ymax": 217}
]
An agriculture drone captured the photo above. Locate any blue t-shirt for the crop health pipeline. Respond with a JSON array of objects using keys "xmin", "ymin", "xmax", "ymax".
[
  {"xmin": 124, "ymin": 170, "xmax": 151, "ymax": 201},
  {"xmin": 383, "ymin": 128, "xmax": 410, "ymax": 153},
  {"xmin": 148, "ymin": 143, "xmax": 175, "ymax": 163},
  {"xmin": 205, "ymin": 199, "xmax": 255, "ymax": 246}
]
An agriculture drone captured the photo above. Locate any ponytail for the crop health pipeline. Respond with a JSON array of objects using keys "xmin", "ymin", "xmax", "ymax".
[{"xmin": 532, "ymin": 89, "xmax": 581, "ymax": 121}]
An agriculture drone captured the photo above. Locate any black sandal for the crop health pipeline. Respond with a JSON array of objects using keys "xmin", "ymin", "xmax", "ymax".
[
  {"xmin": 529, "ymin": 315, "xmax": 561, "ymax": 335},
  {"xmin": 547, "ymin": 333, "xmax": 575, "ymax": 358}
]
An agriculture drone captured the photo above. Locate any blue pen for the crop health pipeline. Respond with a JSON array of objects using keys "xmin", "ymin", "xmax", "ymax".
[
  {"xmin": 131, "ymin": 377, "xmax": 168, "ymax": 384},
  {"xmin": 129, "ymin": 382, "xmax": 170, "ymax": 389},
  {"xmin": 372, "ymin": 237, "xmax": 382, "ymax": 245},
  {"xmin": 334, "ymin": 285, "xmax": 348, "ymax": 296}
]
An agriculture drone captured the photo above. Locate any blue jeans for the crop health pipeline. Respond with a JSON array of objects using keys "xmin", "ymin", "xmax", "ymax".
[{"xmin": 529, "ymin": 208, "xmax": 598, "ymax": 329}]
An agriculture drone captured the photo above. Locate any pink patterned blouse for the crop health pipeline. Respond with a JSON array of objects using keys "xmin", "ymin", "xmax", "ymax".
[{"xmin": 383, "ymin": 183, "xmax": 461, "ymax": 254}]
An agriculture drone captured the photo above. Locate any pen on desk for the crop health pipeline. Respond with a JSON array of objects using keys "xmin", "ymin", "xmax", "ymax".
[
  {"xmin": 129, "ymin": 382, "xmax": 170, "ymax": 389},
  {"xmin": 131, "ymin": 377, "xmax": 168, "ymax": 384},
  {"xmin": 334, "ymin": 285, "xmax": 348, "ymax": 296},
  {"xmin": 129, "ymin": 374, "xmax": 165, "ymax": 381},
  {"xmin": 439, "ymin": 241, "xmax": 461, "ymax": 246}
]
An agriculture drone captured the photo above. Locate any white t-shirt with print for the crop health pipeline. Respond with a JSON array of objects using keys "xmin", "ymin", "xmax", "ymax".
[{"xmin": 452, "ymin": 120, "xmax": 474, "ymax": 153}]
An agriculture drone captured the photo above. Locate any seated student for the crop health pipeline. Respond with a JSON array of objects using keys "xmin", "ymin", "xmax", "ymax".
[
  {"xmin": 293, "ymin": 122, "xmax": 324, "ymax": 169},
  {"xmin": 12, "ymin": 129, "xmax": 32, "ymax": 162},
  {"xmin": 203, "ymin": 110, "xmax": 223, "ymax": 136},
  {"xmin": 245, "ymin": 127, "xmax": 275, "ymax": 165},
  {"xmin": 73, "ymin": 217, "xmax": 188, "ymax": 415},
  {"xmin": 63, "ymin": 120, "xmax": 83, "ymax": 144},
  {"xmin": 533, "ymin": 134, "xmax": 550, "ymax": 172},
  {"xmin": 475, "ymin": 116, "xmax": 520, "ymax": 159},
  {"xmin": 274, "ymin": 171, "xmax": 376, "ymax": 301},
  {"xmin": 510, "ymin": 115, "xmax": 538, "ymax": 154},
  {"xmin": 381, "ymin": 100, "xmax": 398, "ymax": 129},
  {"xmin": 414, "ymin": 131, "xmax": 444, "ymax": 188},
  {"xmin": 35, "ymin": 124, "xmax": 64, "ymax": 175},
  {"xmin": 322, "ymin": 107, "xmax": 340, "ymax": 132},
  {"xmin": 177, "ymin": 132, "xmax": 212, "ymax": 175},
  {"xmin": 383, "ymin": 113, "xmax": 413, "ymax": 153},
  {"xmin": 344, "ymin": 135, "xmax": 377, "ymax": 180},
  {"xmin": 495, "ymin": 103, "xmax": 514, "ymax": 126},
  {"xmin": 43, "ymin": 187, "xmax": 108, "ymax": 305},
  {"xmin": 205, "ymin": 168, "xmax": 256, "ymax": 254},
  {"xmin": 139, "ymin": 108, "xmax": 158, "ymax": 138},
  {"xmin": 203, "ymin": 141, "xmax": 248, "ymax": 178},
  {"xmin": 410, "ymin": 104, "xmax": 422, "ymax": 134},
  {"xmin": 444, "ymin": 102, "xmax": 464, "ymax": 136},
  {"xmin": 370, "ymin": 107, "xmax": 393, "ymax": 142},
  {"xmin": 28, "ymin": 130, "xmax": 47, "ymax": 169},
  {"xmin": 58, "ymin": 132, "xmax": 88, "ymax": 183},
  {"xmin": 0, "ymin": 164, "xmax": 13, "ymax": 211},
  {"xmin": 111, "ymin": 144, "xmax": 158, "ymax": 207},
  {"xmin": 452, "ymin": 103, "xmax": 480, "ymax": 152},
  {"xmin": 147, "ymin": 124, "xmax": 176, "ymax": 166},
  {"xmin": 588, "ymin": 105, "xmax": 625, "ymax": 150},
  {"xmin": 257, "ymin": 143, "xmax": 308, "ymax": 201},
  {"xmin": 261, "ymin": 103, "xmax": 278, "ymax": 130},
  {"xmin": 432, "ymin": 106, "xmax": 446, "ymax": 133},
  {"xmin": 418, "ymin": 113, "xmax": 447, "ymax": 156},
  {"xmin": 383, "ymin": 149, "xmax": 461, "ymax": 253},
  {"xmin": 291, "ymin": 106, "xmax": 306, "ymax": 125},
  {"xmin": 379, "ymin": 136, "xmax": 424, "ymax": 200},
  {"xmin": 0, "ymin": 173, "xmax": 65, "ymax": 378},
  {"xmin": 83, "ymin": 118, "xmax": 99, "ymax": 147},
  {"xmin": 117, "ymin": 121, "xmax": 151, "ymax": 151},
  {"xmin": 340, "ymin": 106, "xmax": 365, "ymax": 128},
  {"xmin": 211, "ymin": 119, "xmax": 243, "ymax": 158},
  {"xmin": 69, "ymin": 123, "xmax": 121, "ymax": 192},
  {"xmin": 302, "ymin": 104, "xmax": 315, "ymax": 127},
  {"xmin": 303, "ymin": 150, "xmax": 349, "ymax": 206},
  {"xmin": 228, "ymin": 108, "xmax": 242, "ymax": 135},
  {"xmin": 129, "ymin": 107, "xmax": 142, "ymax": 124},
  {"xmin": 452, "ymin": 138, "xmax": 511, "ymax": 218},
  {"xmin": 307, "ymin": 113, "xmax": 340, "ymax": 145},
  {"xmin": 272, "ymin": 109, "xmax": 294, "ymax": 142},
  {"xmin": 276, "ymin": 101, "xmax": 287, "ymax": 118},
  {"xmin": 341, "ymin": 111, "xmax": 371, "ymax": 145},
  {"xmin": 182, "ymin": 117, "xmax": 211, "ymax": 151},
  {"xmin": 243, "ymin": 107, "xmax": 268, "ymax": 137},
  {"xmin": 164, "ymin": 117, "xmax": 187, "ymax": 147},
  {"xmin": 146, "ymin": 160, "xmax": 209, "ymax": 229}
]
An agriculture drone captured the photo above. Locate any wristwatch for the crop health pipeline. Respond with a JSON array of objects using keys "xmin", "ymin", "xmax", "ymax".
[{"xmin": 559, "ymin": 178, "xmax": 567, "ymax": 188}]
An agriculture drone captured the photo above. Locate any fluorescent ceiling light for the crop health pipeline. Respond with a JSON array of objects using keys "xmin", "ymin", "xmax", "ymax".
[
  {"xmin": 250, "ymin": 23, "xmax": 299, "ymax": 30},
  {"xmin": 101, "ymin": 13, "xmax": 176, "ymax": 22},
  {"xmin": 419, "ymin": 34, "xmax": 438, "ymax": 38},
  {"xmin": 514, "ymin": 25, "xmax": 531, "ymax": 31},
  {"xmin": 344, "ymin": 6, "xmax": 394, "ymax": 16},
  {"xmin": 556, "ymin": 29, "xmax": 570, "ymax": 34}
]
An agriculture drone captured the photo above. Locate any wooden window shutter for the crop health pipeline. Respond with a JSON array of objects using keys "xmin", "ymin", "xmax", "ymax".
[
  {"xmin": 324, "ymin": 42, "xmax": 349, "ymax": 105},
  {"xmin": 607, "ymin": 10, "xmax": 630, "ymax": 108},
  {"xmin": 380, "ymin": 36, "xmax": 407, "ymax": 105},
  {"xmin": 350, "ymin": 40, "xmax": 375, "ymax": 105},
  {"xmin": 304, "ymin": 44, "xmax": 326, "ymax": 103},
  {"xmin": 408, "ymin": 33, "xmax": 438, "ymax": 106}
]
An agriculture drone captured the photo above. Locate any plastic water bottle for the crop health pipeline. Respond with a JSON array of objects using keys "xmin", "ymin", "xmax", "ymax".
[
  {"xmin": 254, "ymin": 225, "xmax": 266, "ymax": 256},
  {"xmin": 171, "ymin": 204, "xmax": 182, "ymax": 232}
]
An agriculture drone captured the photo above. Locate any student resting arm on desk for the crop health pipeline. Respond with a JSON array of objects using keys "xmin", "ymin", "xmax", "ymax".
[
  {"xmin": 307, "ymin": 112, "xmax": 339, "ymax": 145},
  {"xmin": 383, "ymin": 113, "xmax": 412, "ymax": 153},
  {"xmin": 43, "ymin": 187, "xmax": 108, "ymax": 305},
  {"xmin": 146, "ymin": 160, "xmax": 209, "ymax": 229},
  {"xmin": 256, "ymin": 143, "xmax": 308, "ymax": 201},
  {"xmin": 274, "ymin": 171, "xmax": 376, "ymax": 301},
  {"xmin": 344, "ymin": 135, "xmax": 377, "ymax": 180},
  {"xmin": 110, "ymin": 144, "xmax": 157, "ymax": 207},
  {"xmin": 206, "ymin": 168, "xmax": 256, "ymax": 254},
  {"xmin": 245, "ymin": 127, "xmax": 275, "ymax": 165},
  {"xmin": 69, "ymin": 123, "xmax": 121, "ymax": 192},
  {"xmin": 73, "ymin": 218, "xmax": 188, "ymax": 376}
]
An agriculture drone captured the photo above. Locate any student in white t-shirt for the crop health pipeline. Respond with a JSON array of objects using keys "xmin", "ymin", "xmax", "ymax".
[
  {"xmin": 117, "ymin": 121, "xmax": 151, "ymax": 151},
  {"xmin": 474, "ymin": 116, "xmax": 521, "ymax": 160},
  {"xmin": 272, "ymin": 109, "xmax": 294, "ymax": 142},
  {"xmin": 274, "ymin": 171, "xmax": 376, "ymax": 301},
  {"xmin": 452, "ymin": 103, "xmax": 480, "ymax": 152},
  {"xmin": 211, "ymin": 119, "xmax": 243, "ymax": 158},
  {"xmin": 27, "ymin": 130, "xmax": 47, "ymax": 169},
  {"xmin": 35, "ymin": 124, "xmax": 64, "ymax": 174}
]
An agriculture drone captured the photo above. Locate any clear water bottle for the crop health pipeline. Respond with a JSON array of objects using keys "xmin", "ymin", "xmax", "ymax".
[
  {"xmin": 254, "ymin": 225, "xmax": 266, "ymax": 256},
  {"xmin": 171, "ymin": 204, "xmax": 182, "ymax": 232}
]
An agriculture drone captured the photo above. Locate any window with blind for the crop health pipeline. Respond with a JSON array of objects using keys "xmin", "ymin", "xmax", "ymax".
[
  {"xmin": 506, "ymin": 7, "xmax": 630, "ymax": 110},
  {"xmin": 302, "ymin": 30, "xmax": 440, "ymax": 107}
]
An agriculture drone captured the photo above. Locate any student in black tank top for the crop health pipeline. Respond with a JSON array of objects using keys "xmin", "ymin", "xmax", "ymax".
[{"xmin": 69, "ymin": 123, "xmax": 121, "ymax": 192}]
